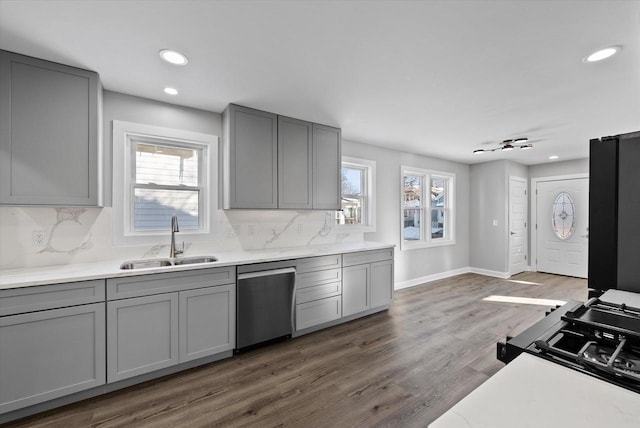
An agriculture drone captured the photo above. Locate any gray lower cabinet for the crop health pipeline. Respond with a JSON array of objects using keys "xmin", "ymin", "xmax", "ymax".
[
  {"xmin": 295, "ymin": 256, "xmax": 343, "ymax": 331},
  {"xmin": 370, "ymin": 260, "xmax": 394, "ymax": 308},
  {"xmin": 179, "ymin": 285, "xmax": 235, "ymax": 362},
  {"xmin": 0, "ymin": 50, "xmax": 102, "ymax": 206},
  {"xmin": 296, "ymin": 296, "xmax": 341, "ymax": 330},
  {"xmin": 107, "ymin": 268, "xmax": 237, "ymax": 382},
  {"xmin": 107, "ymin": 293, "xmax": 179, "ymax": 383},
  {"xmin": 342, "ymin": 264, "xmax": 370, "ymax": 317},
  {"xmin": 222, "ymin": 104, "xmax": 278, "ymax": 209},
  {"xmin": 342, "ymin": 249, "xmax": 394, "ymax": 317},
  {"xmin": 0, "ymin": 303, "xmax": 106, "ymax": 414}
]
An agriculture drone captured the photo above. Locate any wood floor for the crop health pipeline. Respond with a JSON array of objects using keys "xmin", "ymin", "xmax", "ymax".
[{"xmin": 5, "ymin": 272, "xmax": 587, "ymax": 428}]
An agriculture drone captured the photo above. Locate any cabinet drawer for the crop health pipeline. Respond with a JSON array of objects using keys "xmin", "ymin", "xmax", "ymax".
[
  {"xmin": 0, "ymin": 280, "xmax": 105, "ymax": 316},
  {"xmin": 342, "ymin": 248, "xmax": 394, "ymax": 267},
  {"xmin": 296, "ymin": 268, "xmax": 342, "ymax": 289},
  {"xmin": 297, "ymin": 254, "xmax": 342, "ymax": 273},
  {"xmin": 296, "ymin": 295, "xmax": 341, "ymax": 330},
  {"xmin": 107, "ymin": 267, "xmax": 236, "ymax": 300},
  {"xmin": 296, "ymin": 281, "xmax": 341, "ymax": 304}
]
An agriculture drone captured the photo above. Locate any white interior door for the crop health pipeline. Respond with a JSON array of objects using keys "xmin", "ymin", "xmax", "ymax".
[
  {"xmin": 536, "ymin": 178, "xmax": 589, "ymax": 278},
  {"xmin": 509, "ymin": 177, "xmax": 528, "ymax": 276}
]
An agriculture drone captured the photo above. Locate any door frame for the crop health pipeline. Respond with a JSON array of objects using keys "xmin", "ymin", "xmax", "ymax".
[
  {"xmin": 530, "ymin": 173, "xmax": 589, "ymax": 273},
  {"xmin": 508, "ymin": 176, "xmax": 528, "ymax": 276}
]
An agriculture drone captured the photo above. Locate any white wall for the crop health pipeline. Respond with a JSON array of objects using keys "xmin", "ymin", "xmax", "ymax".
[{"xmin": 343, "ymin": 140, "xmax": 470, "ymax": 285}]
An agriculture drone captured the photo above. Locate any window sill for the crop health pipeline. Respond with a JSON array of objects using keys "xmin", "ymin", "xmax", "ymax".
[{"xmin": 400, "ymin": 239, "xmax": 456, "ymax": 251}]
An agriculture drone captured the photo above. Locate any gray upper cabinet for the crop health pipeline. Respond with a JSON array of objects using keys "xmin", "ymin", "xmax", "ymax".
[
  {"xmin": 222, "ymin": 104, "xmax": 278, "ymax": 209},
  {"xmin": 278, "ymin": 116, "xmax": 313, "ymax": 209},
  {"xmin": 0, "ymin": 50, "xmax": 102, "ymax": 206},
  {"xmin": 222, "ymin": 104, "xmax": 341, "ymax": 210},
  {"xmin": 312, "ymin": 124, "xmax": 341, "ymax": 210}
]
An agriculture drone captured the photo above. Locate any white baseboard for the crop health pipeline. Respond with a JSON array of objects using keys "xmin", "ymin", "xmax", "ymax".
[
  {"xmin": 394, "ymin": 267, "xmax": 471, "ymax": 290},
  {"xmin": 468, "ymin": 267, "xmax": 511, "ymax": 279}
]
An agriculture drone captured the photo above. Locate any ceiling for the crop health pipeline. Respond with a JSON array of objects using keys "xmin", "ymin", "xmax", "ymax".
[{"xmin": 1, "ymin": 0, "xmax": 639, "ymax": 165}]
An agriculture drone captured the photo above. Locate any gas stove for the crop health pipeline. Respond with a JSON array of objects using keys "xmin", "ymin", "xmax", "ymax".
[{"xmin": 497, "ymin": 290, "xmax": 640, "ymax": 394}]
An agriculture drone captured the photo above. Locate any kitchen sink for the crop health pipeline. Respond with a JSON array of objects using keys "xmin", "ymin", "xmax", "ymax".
[
  {"xmin": 119, "ymin": 256, "xmax": 218, "ymax": 269},
  {"xmin": 173, "ymin": 256, "xmax": 218, "ymax": 265},
  {"xmin": 120, "ymin": 259, "xmax": 173, "ymax": 270}
]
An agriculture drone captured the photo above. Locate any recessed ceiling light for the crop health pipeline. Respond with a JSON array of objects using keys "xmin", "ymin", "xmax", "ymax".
[
  {"xmin": 473, "ymin": 149, "xmax": 485, "ymax": 154},
  {"xmin": 163, "ymin": 87, "xmax": 178, "ymax": 95},
  {"xmin": 583, "ymin": 46, "xmax": 621, "ymax": 63},
  {"xmin": 549, "ymin": 155, "xmax": 559, "ymax": 160},
  {"xmin": 159, "ymin": 49, "xmax": 188, "ymax": 66}
]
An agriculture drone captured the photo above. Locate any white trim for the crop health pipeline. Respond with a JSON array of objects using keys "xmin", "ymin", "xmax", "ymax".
[
  {"xmin": 469, "ymin": 267, "xmax": 512, "ymax": 279},
  {"xmin": 112, "ymin": 120, "xmax": 219, "ymax": 246},
  {"xmin": 337, "ymin": 156, "xmax": 376, "ymax": 232},
  {"xmin": 395, "ymin": 268, "xmax": 471, "ymax": 290},
  {"xmin": 530, "ymin": 173, "xmax": 589, "ymax": 272},
  {"xmin": 400, "ymin": 166, "xmax": 456, "ymax": 251}
]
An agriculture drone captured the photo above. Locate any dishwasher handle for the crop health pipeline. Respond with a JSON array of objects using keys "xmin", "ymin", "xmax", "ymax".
[{"xmin": 237, "ymin": 267, "xmax": 296, "ymax": 281}]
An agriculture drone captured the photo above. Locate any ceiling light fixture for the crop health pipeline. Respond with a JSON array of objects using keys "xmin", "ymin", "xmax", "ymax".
[
  {"xmin": 159, "ymin": 49, "xmax": 188, "ymax": 66},
  {"xmin": 163, "ymin": 87, "xmax": 178, "ymax": 95},
  {"xmin": 549, "ymin": 155, "xmax": 559, "ymax": 160},
  {"xmin": 472, "ymin": 138, "xmax": 533, "ymax": 154},
  {"xmin": 583, "ymin": 46, "xmax": 621, "ymax": 63}
]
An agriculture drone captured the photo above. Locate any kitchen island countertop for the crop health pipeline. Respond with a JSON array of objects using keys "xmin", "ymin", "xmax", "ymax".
[{"xmin": 429, "ymin": 352, "xmax": 640, "ymax": 428}]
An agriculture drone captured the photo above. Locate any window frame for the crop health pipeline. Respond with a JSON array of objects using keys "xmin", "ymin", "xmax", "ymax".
[
  {"xmin": 112, "ymin": 120, "xmax": 218, "ymax": 246},
  {"xmin": 336, "ymin": 156, "xmax": 376, "ymax": 232},
  {"xmin": 400, "ymin": 166, "xmax": 455, "ymax": 250}
]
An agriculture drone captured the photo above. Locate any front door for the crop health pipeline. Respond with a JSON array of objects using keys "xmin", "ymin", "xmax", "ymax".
[{"xmin": 536, "ymin": 177, "xmax": 589, "ymax": 278}]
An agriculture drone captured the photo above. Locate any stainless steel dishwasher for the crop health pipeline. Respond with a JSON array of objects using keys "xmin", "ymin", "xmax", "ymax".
[{"xmin": 236, "ymin": 261, "xmax": 297, "ymax": 352}]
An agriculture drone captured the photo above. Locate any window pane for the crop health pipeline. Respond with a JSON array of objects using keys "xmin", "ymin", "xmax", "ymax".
[
  {"xmin": 342, "ymin": 167, "xmax": 363, "ymax": 195},
  {"xmin": 403, "ymin": 208, "xmax": 422, "ymax": 240},
  {"xmin": 135, "ymin": 142, "xmax": 200, "ymax": 186},
  {"xmin": 431, "ymin": 178, "xmax": 445, "ymax": 207},
  {"xmin": 340, "ymin": 196, "xmax": 363, "ymax": 224},
  {"xmin": 134, "ymin": 188, "xmax": 199, "ymax": 231},
  {"xmin": 404, "ymin": 175, "xmax": 422, "ymax": 208},
  {"xmin": 431, "ymin": 209, "xmax": 445, "ymax": 239}
]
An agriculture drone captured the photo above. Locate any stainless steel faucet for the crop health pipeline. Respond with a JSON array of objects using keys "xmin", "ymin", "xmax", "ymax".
[{"xmin": 170, "ymin": 215, "xmax": 183, "ymax": 258}]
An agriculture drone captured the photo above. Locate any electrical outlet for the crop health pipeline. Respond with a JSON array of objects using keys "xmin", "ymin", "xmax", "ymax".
[
  {"xmin": 32, "ymin": 231, "xmax": 47, "ymax": 247},
  {"xmin": 297, "ymin": 223, "xmax": 303, "ymax": 234},
  {"xmin": 247, "ymin": 224, "xmax": 256, "ymax": 236}
]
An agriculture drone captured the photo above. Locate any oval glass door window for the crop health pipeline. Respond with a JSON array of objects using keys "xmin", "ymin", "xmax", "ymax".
[{"xmin": 552, "ymin": 192, "xmax": 576, "ymax": 240}]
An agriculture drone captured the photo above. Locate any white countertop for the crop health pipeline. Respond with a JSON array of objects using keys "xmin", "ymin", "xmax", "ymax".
[
  {"xmin": 429, "ymin": 353, "xmax": 640, "ymax": 428},
  {"xmin": 0, "ymin": 241, "xmax": 393, "ymax": 289}
]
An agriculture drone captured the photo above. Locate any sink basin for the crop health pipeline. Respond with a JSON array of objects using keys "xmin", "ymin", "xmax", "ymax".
[
  {"xmin": 119, "ymin": 256, "xmax": 218, "ymax": 269},
  {"xmin": 120, "ymin": 259, "xmax": 173, "ymax": 270},
  {"xmin": 173, "ymin": 256, "xmax": 218, "ymax": 265}
]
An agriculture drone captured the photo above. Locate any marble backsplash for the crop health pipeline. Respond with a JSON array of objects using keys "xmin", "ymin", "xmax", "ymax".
[{"xmin": 0, "ymin": 207, "xmax": 361, "ymax": 269}]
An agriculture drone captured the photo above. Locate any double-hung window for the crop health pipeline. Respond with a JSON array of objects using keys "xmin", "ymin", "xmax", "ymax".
[
  {"xmin": 401, "ymin": 166, "xmax": 455, "ymax": 249},
  {"xmin": 336, "ymin": 156, "xmax": 376, "ymax": 232},
  {"xmin": 112, "ymin": 120, "xmax": 218, "ymax": 245}
]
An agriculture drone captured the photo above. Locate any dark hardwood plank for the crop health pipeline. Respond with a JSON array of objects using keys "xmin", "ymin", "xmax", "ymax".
[{"xmin": 4, "ymin": 272, "xmax": 587, "ymax": 427}]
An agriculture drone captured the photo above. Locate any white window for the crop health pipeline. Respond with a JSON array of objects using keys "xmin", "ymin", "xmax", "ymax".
[
  {"xmin": 112, "ymin": 121, "xmax": 218, "ymax": 245},
  {"xmin": 401, "ymin": 166, "xmax": 455, "ymax": 250},
  {"xmin": 336, "ymin": 156, "xmax": 376, "ymax": 232}
]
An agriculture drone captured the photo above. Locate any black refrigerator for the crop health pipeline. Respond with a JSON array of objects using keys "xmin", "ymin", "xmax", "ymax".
[{"xmin": 589, "ymin": 130, "xmax": 640, "ymax": 297}]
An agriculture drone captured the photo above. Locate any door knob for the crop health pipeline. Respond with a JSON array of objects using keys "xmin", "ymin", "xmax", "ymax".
[{"xmin": 510, "ymin": 231, "xmax": 516, "ymax": 235}]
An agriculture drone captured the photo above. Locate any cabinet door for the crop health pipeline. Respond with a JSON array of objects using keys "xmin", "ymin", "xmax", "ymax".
[
  {"xmin": 107, "ymin": 294, "xmax": 179, "ymax": 383},
  {"xmin": 312, "ymin": 124, "xmax": 341, "ymax": 209},
  {"xmin": 0, "ymin": 50, "xmax": 101, "ymax": 206},
  {"xmin": 370, "ymin": 260, "xmax": 394, "ymax": 308},
  {"xmin": 179, "ymin": 285, "xmax": 235, "ymax": 362},
  {"xmin": 223, "ymin": 104, "xmax": 278, "ymax": 209},
  {"xmin": 342, "ymin": 264, "xmax": 370, "ymax": 316},
  {"xmin": 0, "ymin": 303, "xmax": 106, "ymax": 413},
  {"xmin": 278, "ymin": 116, "xmax": 312, "ymax": 209}
]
